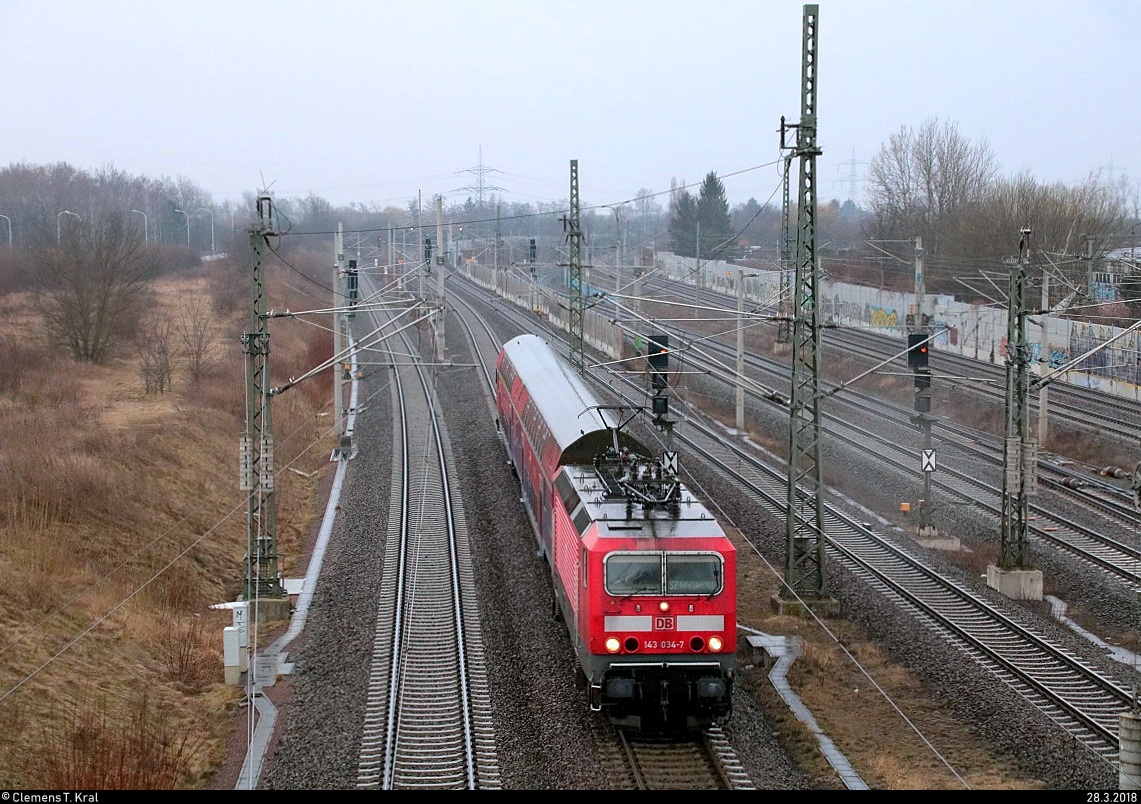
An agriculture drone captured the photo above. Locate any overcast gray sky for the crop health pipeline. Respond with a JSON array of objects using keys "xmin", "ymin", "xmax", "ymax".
[{"xmin": 4, "ymin": 0, "xmax": 1137, "ymax": 213}]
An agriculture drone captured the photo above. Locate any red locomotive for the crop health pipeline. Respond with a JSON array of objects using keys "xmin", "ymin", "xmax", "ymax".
[{"xmin": 495, "ymin": 334, "xmax": 736, "ymax": 733}]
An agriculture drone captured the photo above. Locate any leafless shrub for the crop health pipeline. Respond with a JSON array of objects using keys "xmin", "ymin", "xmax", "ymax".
[
  {"xmin": 155, "ymin": 615, "xmax": 215, "ymax": 690},
  {"xmin": 137, "ymin": 311, "xmax": 177, "ymax": 395},
  {"xmin": 148, "ymin": 568, "xmax": 203, "ymax": 613},
  {"xmin": 0, "ymin": 247, "xmax": 331, "ymax": 786},
  {"xmin": 304, "ymin": 326, "xmax": 333, "ymax": 409},
  {"xmin": 190, "ymin": 347, "xmax": 245, "ymax": 419},
  {"xmin": 205, "ymin": 258, "xmax": 245, "ymax": 318},
  {"xmin": 175, "ymin": 293, "xmax": 220, "ymax": 385},
  {"xmin": 0, "ymin": 335, "xmax": 48, "ymax": 400},
  {"xmin": 35, "ymin": 691, "xmax": 202, "ymax": 789},
  {"xmin": 148, "ymin": 244, "xmax": 201, "ymax": 277},
  {"xmin": 18, "ymin": 367, "xmax": 82, "ymax": 409},
  {"xmin": 0, "ymin": 248, "xmax": 28, "ymax": 294}
]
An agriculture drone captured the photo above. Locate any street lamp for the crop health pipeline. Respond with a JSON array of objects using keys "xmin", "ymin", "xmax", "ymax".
[
  {"xmin": 736, "ymin": 268, "xmax": 763, "ymax": 431},
  {"xmin": 196, "ymin": 208, "xmax": 215, "ymax": 255},
  {"xmin": 131, "ymin": 209, "xmax": 148, "ymax": 246},
  {"xmin": 0, "ymin": 214, "xmax": 10, "ymax": 250},
  {"xmin": 57, "ymin": 210, "xmax": 80, "ymax": 245},
  {"xmin": 173, "ymin": 208, "xmax": 190, "ymax": 246},
  {"xmin": 601, "ymin": 203, "xmax": 626, "ymax": 296}
]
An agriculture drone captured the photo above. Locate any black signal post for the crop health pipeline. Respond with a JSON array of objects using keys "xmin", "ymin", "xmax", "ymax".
[
  {"xmin": 906, "ymin": 309, "xmax": 936, "ymax": 536},
  {"xmin": 346, "ymin": 259, "xmax": 358, "ymax": 320},
  {"xmin": 647, "ymin": 333, "xmax": 669, "ymax": 392}
]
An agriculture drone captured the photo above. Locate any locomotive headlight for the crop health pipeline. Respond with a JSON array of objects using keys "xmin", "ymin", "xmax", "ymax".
[
  {"xmin": 708, "ymin": 635, "xmax": 723, "ymax": 652},
  {"xmin": 658, "ymin": 601, "xmax": 670, "ymax": 613},
  {"xmin": 605, "ymin": 637, "xmax": 621, "ymax": 653}
]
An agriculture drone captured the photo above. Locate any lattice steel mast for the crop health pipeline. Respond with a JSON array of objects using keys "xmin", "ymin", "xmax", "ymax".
[
  {"xmin": 563, "ymin": 159, "xmax": 585, "ymax": 374},
  {"xmin": 777, "ymin": 153, "xmax": 794, "ymax": 346},
  {"xmin": 782, "ymin": 4, "xmax": 828, "ymax": 600},
  {"xmin": 999, "ymin": 229, "xmax": 1036, "ymax": 568},
  {"xmin": 240, "ymin": 195, "xmax": 284, "ymax": 603}
]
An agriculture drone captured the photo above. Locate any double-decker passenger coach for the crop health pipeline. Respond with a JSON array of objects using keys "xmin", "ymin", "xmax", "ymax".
[{"xmin": 495, "ymin": 334, "xmax": 736, "ymax": 733}]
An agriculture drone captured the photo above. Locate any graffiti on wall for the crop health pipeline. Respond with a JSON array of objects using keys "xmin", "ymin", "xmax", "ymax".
[
  {"xmin": 867, "ymin": 305, "xmax": 899, "ymax": 330},
  {"xmin": 932, "ymin": 320, "xmax": 958, "ymax": 347},
  {"xmin": 1066, "ymin": 323, "xmax": 1141, "ymax": 387}
]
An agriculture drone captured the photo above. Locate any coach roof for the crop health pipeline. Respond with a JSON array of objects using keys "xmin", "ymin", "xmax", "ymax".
[{"xmin": 500, "ymin": 334, "xmax": 648, "ymax": 468}]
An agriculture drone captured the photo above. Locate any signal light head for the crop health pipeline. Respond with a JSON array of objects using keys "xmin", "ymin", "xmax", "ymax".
[{"xmin": 907, "ymin": 333, "xmax": 930, "ymax": 369}]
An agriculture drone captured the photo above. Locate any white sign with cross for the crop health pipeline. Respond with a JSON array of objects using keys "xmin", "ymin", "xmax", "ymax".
[{"xmin": 921, "ymin": 449, "xmax": 936, "ymax": 473}]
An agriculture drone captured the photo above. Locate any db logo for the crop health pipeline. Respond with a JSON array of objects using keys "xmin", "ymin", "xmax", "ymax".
[{"xmin": 653, "ymin": 616, "xmax": 675, "ymax": 630}]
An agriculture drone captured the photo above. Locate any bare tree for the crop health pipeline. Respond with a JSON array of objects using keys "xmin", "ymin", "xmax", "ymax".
[
  {"xmin": 174, "ymin": 293, "xmax": 219, "ymax": 385},
  {"xmin": 36, "ymin": 212, "xmax": 157, "ymax": 362},
  {"xmin": 964, "ymin": 171, "xmax": 1129, "ymax": 262},
  {"xmin": 137, "ymin": 311, "xmax": 176, "ymax": 395},
  {"xmin": 866, "ymin": 117, "xmax": 998, "ymax": 256}
]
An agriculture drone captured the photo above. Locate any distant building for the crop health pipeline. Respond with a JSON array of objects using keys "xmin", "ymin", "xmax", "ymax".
[{"xmin": 1095, "ymin": 247, "xmax": 1141, "ymax": 301}]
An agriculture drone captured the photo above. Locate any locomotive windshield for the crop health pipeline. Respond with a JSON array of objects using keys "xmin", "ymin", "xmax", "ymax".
[
  {"xmin": 606, "ymin": 554, "xmax": 661, "ymax": 594},
  {"xmin": 605, "ymin": 552, "xmax": 723, "ymax": 596},
  {"xmin": 665, "ymin": 554, "xmax": 722, "ymax": 594}
]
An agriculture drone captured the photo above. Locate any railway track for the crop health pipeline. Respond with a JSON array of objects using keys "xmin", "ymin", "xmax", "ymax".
[
  {"xmin": 638, "ymin": 271, "xmax": 1141, "ymax": 445},
  {"xmin": 630, "ymin": 383, "xmax": 1134, "ymax": 763},
  {"xmin": 617, "ymin": 728, "xmax": 750, "ymax": 789},
  {"xmin": 614, "ymin": 285, "xmax": 1141, "ymax": 591},
  {"xmin": 446, "ymin": 265, "xmax": 1138, "ymax": 770},
  {"xmin": 354, "ymin": 284, "xmax": 500, "ymax": 790},
  {"xmin": 837, "ymin": 324, "xmax": 1141, "ymax": 445},
  {"xmin": 446, "ymin": 281, "xmax": 758, "ymax": 790}
]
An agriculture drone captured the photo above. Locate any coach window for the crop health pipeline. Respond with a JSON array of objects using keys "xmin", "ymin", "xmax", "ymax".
[
  {"xmin": 555, "ymin": 471, "xmax": 579, "ymax": 513},
  {"xmin": 540, "ymin": 481, "xmax": 552, "ymax": 541},
  {"xmin": 572, "ymin": 504, "xmax": 591, "ymax": 536},
  {"xmin": 664, "ymin": 553, "xmax": 722, "ymax": 595},
  {"xmin": 605, "ymin": 553, "xmax": 662, "ymax": 595}
]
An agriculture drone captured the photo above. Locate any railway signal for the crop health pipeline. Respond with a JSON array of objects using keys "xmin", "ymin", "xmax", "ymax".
[
  {"xmin": 346, "ymin": 259, "xmax": 358, "ymax": 298},
  {"xmin": 346, "ymin": 259, "xmax": 358, "ymax": 320},
  {"xmin": 647, "ymin": 334, "xmax": 669, "ymax": 392},
  {"xmin": 907, "ymin": 332, "xmax": 931, "ymax": 392},
  {"xmin": 907, "ymin": 332, "xmax": 929, "ymax": 369}
]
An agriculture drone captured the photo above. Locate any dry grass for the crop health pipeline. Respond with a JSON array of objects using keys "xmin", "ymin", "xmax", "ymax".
[
  {"xmin": 0, "ymin": 257, "xmax": 336, "ymax": 788},
  {"xmin": 733, "ymin": 536, "xmax": 1049, "ymax": 789}
]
